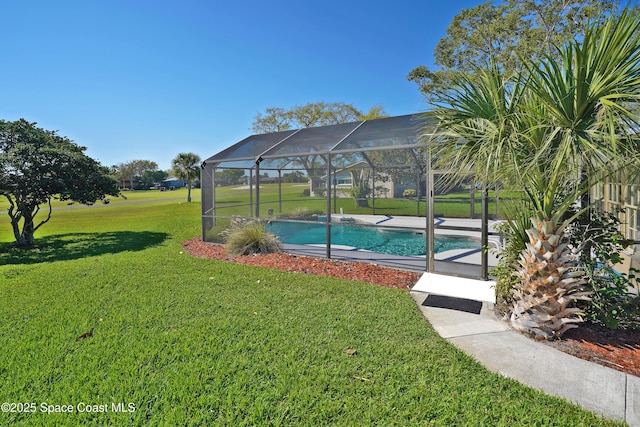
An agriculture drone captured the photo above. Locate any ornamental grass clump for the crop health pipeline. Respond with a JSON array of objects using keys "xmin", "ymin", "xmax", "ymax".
[{"xmin": 226, "ymin": 221, "xmax": 282, "ymax": 256}]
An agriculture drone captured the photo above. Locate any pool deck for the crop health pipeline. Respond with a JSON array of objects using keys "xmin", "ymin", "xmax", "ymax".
[{"xmin": 281, "ymin": 215, "xmax": 501, "ymax": 276}]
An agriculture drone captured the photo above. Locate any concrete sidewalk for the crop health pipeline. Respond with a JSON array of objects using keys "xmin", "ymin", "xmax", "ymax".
[{"xmin": 410, "ymin": 290, "xmax": 640, "ymax": 426}]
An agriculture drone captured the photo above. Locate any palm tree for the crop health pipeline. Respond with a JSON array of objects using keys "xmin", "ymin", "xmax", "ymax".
[
  {"xmin": 426, "ymin": 9, "xmax": 640, "ymax": 340},
  {"xmin": 510, "ymin": 10, "xmax": 640, "ymax": 339},
  {"xmin": 171, "ymin": 152, "xmax": 201, "ymax": 203},
  {"xmin": 525, "ymin": 9, "xmax": 640, "ymax": 192}
]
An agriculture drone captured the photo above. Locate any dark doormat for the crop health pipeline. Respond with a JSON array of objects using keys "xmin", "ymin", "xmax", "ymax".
[{"xmin": 422, "ymin": 294, "xmax": 482, "ymax": 314}]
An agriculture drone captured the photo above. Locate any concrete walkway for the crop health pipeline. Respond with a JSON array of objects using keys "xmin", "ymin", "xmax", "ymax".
[{"xmin": 409, "ymin": 287, "xmax": 640, "ymax": 425}]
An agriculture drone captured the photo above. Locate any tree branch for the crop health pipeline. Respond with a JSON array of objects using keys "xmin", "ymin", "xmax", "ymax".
[{"xmin": 33, "ymin": 198, "xmax": 53, "ymax": 233}]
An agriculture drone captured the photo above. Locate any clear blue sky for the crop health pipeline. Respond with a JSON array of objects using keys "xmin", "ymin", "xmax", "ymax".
[{"xmin": 1, "ymin": 0, "xmax": 483, "ymax": 171}]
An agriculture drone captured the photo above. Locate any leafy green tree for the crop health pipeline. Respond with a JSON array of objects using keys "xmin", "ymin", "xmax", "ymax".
[
  {"xmin": 282, "ymin": 171, "xmax": 307, "ymax": 183},
  {"xmin": 116, "ymin": 161, "xmax": 137, "ymax": 189},
  {"xmin": 116, "ymin": 159, "xmax": 159, "ymax": 189},
  {"xmin": 0, "ymin": 119, "xmax": 119, "ymax": 247},
  {"xmin": 251, "ymin": 101, "xmax": 388, "ymax": 133},
  {"xmin": 252, "ymin": 102, "xmax": 389, "ymax": 188},
  {"xmin": 142, "ymin": 169, "xmax": 168, "ymax": 188},
  {"xmin": 171, "ymin": 152, "xmax": 201, "ymax": 202},
  {"xmin": 408, "ymin": 0, "xmax": 619, "ymax": 100},
  {"xmin": 251, "ymin": 107, "xmax": 291, "ymax": 133},
  {"xmin": 359, "ymin": 105, "xmax": 388, "ymax": 120},
  {"xmin": 426, "ymin": 9, "xmax": 640, "ymax": 339},
  {"xmin": 216, "ymin": 169, "xmax": 245, "ymax": 186}
]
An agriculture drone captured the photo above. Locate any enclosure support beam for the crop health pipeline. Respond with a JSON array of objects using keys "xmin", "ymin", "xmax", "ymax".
[
  {"xmin": 255, "ymin": 160, "xmax": 261, "ymax": 218},
  {"xmin": 333, "ymin": 169, "xmax": 337, "ymax": 214},
  {"xmin": 278, "ymin": 169, "xmax": 282, "ymax": 213},
  {"xmin": 481, "ymin": 185, "xmax": 489, "ymax": 280},
  {"xmin": 426, "ymin": 151, "xmax": 434, "ymax": 273},
  {"xmin": 212, "ymin": 167, "xmax": 216, "ymax": 227},
  {"xmin": 201, "ymin": 165, "xmax": 215, "ymax": 240},
  {"xmin": 326, "ymin": 155, "xmax": 332, "ymax": 259},
  {"xmin": 470, "ymin": 187, "xmax": 475, "ymax": 218},
  {"xmin": 416, "ymin": 168, "xmax": 421, "ymax": 216},
  {"xmin": 371, "ymin": 167, "xmax": 375, "ymax": 215},
  {"xmin": 249, "ymin": 168, "xmax": 253, "ymax": 218},
  {"xmin": 409, "ymin": 148, "xmax": 422, "ymax": 217}
]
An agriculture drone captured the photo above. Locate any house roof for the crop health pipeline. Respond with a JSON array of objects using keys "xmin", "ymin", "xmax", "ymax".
[{"xmin": 203, "ymin": 114, "xmax": 434, "ymax": 171}]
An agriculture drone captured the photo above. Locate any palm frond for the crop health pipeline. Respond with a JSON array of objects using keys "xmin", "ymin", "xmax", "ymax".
[
  {"xmin": 426, "ymin": 63, "xmax": 526, "ymax": 189},
  {"xmin": 525, "ymin": 8, "xmax": 640, "ymax": 178}
]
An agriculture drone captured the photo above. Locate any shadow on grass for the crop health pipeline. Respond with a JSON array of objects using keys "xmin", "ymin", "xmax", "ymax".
[{"xmin": 0, "ymin": 231, "xmax": 169, "ymax": 265}]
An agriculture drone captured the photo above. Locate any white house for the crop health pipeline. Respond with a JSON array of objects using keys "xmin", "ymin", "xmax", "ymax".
[{"xmin": 312, "ymin": 160, "xmax": 417, "ymax": 199}]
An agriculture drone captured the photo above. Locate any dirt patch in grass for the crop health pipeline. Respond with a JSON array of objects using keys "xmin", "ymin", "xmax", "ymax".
[{"xmin": 182, "ymin": 236, "xmax": 639, "ymax": 378}]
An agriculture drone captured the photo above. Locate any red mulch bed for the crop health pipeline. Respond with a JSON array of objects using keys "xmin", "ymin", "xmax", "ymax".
[
  {"xmin": 181, "ymin": 237, "xmax": 420, "ymax": 290},
  {"xmin": 182, "ymin": 236, "xmax": 640, "ymax": 378},
  {"xmin": 544, "ymin": 326, "xmax": 640, "ymax": 377}
]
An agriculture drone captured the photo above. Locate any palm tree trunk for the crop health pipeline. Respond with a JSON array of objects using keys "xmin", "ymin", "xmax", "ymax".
[{"xmin": 511, "ymin": 214, "xmax": 590, "ymax": 340}]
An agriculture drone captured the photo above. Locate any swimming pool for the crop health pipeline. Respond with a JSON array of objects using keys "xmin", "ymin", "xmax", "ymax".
[{"xmin": 266, "ymin": 221, "xmax": 480, "ymax": 257}]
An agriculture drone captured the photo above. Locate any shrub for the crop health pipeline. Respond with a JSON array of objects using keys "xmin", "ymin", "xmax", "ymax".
[
  {"xmin": 375, "ymin": 186, "xmax": 390, "ymax": 198},
  {"xmin": 403, "ymin": 189, "xmax": 417, "ymax": 198},
  {"xmin": 350, "ymin": 183, "xmax": 371, "ymax": 199},
  {"xmin": 567, "ymin": 207, "xmax": 640, "ymax": 330},
  {"xmin": 226, "ymin": 221, "xmax": 283, "ymax": 256},
  {"xmin": 302, "ymin": 188, "xmax": 311, "ymax": 196},
  {"xmin": 285, "ymin": 207, "xmax": 322, "ymax": 220},
  {"xmin": 351, "ymin": 183, "xmax": 371, "ymax": 207},
  {"xmin": 491, "ymin": 203, "xmax": 530, "ymax": 318}
]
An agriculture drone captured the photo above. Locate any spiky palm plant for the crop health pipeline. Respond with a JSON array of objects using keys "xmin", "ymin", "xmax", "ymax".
[
  {"xmin": 171, "ymin": 152, "xmax": 201, "ymax": 203},
  {"xmin": 426, "ymin": 10, "xmax": 640, "ymax": 340},
  {"xmin": 505, "ymin": 98, "xmax": 593, "ymax": 339},
  {"xmin": 509, "ymin": 10, "xmax": 640, "ymax": 339}
]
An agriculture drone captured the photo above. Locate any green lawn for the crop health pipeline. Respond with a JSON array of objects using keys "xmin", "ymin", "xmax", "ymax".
[
  {"xmin": 0, "ymin": 196, "xmax": 620, "ymax": 426},
  {"xmin": 210, "ymin": 183, "xmax": 516, "ymax": 219},
  {"xmin": 0, "ymin": 183, "xmax": 515, "ymax": 219},
  {"xmin": 0, "ymin": 187, "xmax": 200, "ymax": 212}
]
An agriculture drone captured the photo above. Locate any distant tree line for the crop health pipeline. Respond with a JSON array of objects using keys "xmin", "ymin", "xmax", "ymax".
[
  {"xmin": 111, "ymin": 159, "xmax": 167, "ymax": 190},
  {"xmin": 112, "ymin": 153, "xmax": 202, "ymax": 203},
  {"xmin": 213, "ymin": 169, "xmax": 307, "ymax": 187}
]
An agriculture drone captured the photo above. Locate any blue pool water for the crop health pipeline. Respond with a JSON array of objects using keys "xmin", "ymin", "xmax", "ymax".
[{"xmin": 266, "ymin": 221, "xmax": 480, "ymax": 257}]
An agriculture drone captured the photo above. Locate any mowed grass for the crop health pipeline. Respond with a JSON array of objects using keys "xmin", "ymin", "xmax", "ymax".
[
  {"xmin": 0, "ymin": 187, "xmax": 199, "ymax": 212},
  {"xmin": 0, "ymin": 197, "xmax": 621, "ymax": 426},
  {"xmin": 211, "ymin": 183, "xmax": 513, "ymax": 218}
]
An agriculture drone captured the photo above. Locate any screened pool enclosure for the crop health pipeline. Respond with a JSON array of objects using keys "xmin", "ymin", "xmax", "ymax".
[{"xmin": 201, "ymin": 114, "xmax": 497, "ymax": 280}]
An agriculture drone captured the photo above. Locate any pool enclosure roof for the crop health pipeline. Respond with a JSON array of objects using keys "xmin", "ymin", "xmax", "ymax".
[
  {"xmin": 203, "ymin": 114, "xmax": 433, "ymax": 171},
  {"xmin": 200, "ymin": 112, "xmax": 493, "ymax": 280}
]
